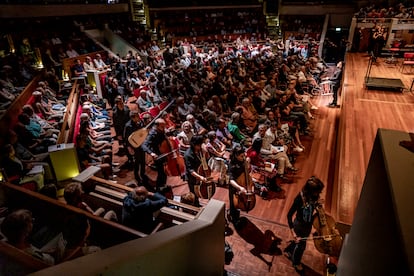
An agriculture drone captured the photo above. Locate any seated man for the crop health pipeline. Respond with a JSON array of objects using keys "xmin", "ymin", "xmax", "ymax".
[
  {"xmin": 1, "ymin": 209, "xmax": 55, "ymax": 265},
  {"xmin": 72, "ymin": 59, "xmax": 87, "ymax": 78},
  {"xmin": 122, "ymin": 186, "xmax": 168, "ymax": 234},
  {"xmin": 253, "ymin": 124, "xmax": 298, "ymax": 181}
]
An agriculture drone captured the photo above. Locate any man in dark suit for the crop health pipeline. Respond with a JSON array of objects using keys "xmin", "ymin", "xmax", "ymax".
[{"xmin": 328, "ymin": 61, "xmax": 343, "ymax": 108}]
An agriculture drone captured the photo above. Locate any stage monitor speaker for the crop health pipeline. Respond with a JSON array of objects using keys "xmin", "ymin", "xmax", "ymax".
[
  {"xmin": 48, "ymin": 143, "xmax": 80, "ymax": 182},
  {"xmin": 265, "ymin": 0, "xmax": 279, "ymax": 14}
]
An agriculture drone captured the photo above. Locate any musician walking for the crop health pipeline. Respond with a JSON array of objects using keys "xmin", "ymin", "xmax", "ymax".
[
  {"xmin": 123, "ymin": 110, "xmax": 148, "ymax": 187},
  {"xmin": 227, "ymin": 145, "xmax": 254, "ymax": 224},
  {"xmin": 142, "ymin": 118, "xmax": 168, "ymax": 191},
  {"xmin": 285, "ymin": 176, "xmax": 324, "ymax": 274},
  {"xmin": 184, "ymin": 135, "xmax": 209, "ymax": 207}
]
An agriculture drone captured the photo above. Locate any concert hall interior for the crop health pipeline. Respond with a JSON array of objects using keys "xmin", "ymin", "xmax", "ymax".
[{"xmin": 0, "ymin": 1, "xmax": 414, "ymax": 275}]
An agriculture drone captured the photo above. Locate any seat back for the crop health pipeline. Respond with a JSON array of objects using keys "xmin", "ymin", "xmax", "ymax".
[
  {"xmin": 403, "ymin": 52, "xmax": 414, "ymax": 60},
  {"xmin": 159, "ymin": 101, "xmax": 169, "ymax": 110},
  {"xmin": 148, "ymin": 105, "xmax": 160, "ymax": 117}
]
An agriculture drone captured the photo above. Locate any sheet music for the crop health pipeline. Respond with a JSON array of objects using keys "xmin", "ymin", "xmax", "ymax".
[
  {"xmin": 27, "ymin": 165, "xmax": 44, "ymax": 175},
  {"xmin": 264, "ymin": 162, "xmax": 275, "ymax": 173}
]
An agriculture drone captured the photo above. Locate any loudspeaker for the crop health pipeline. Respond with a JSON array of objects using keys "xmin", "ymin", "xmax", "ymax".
[{"xmin": 48, "ymin": 143, "xmax": 80, "ymax": 182}]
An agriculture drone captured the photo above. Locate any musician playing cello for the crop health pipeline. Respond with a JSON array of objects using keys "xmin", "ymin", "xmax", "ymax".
[
  {"xmin": 227, "ymin": 145, "xmax": 255, "ymax": 225},
  {"xmin": 284, "ymin": 176, "xmax": 324, "ymax": 274},
  {"xmin": 142, "ymin": 118, "xmax": 168, "ymax": 191},
  {"xmin": 184, "ymin": 135, "xmax": 209, "ymax": 207}
]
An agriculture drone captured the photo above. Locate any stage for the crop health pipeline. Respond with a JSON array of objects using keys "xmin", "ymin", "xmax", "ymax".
[
  {"xmin": 365, "ymin": 76, "xmax": 405, "ymax": 92},
  {"xmin": 364, "ymin": 56, "xmax": 406, "ymax": 92}
]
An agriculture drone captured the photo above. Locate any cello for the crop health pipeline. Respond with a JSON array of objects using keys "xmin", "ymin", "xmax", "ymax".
[
  {"xmin": 312, "ymin": 204, "xmax": 343, "ymax": 257},
  {"xmin": 198, "ymin": 151, "xmax": 215, "ymax": 199},
  {"xmin": 233, "ymin": 157, "xmax": 256, "ymax": 213},
  {"xmin": 159, "ymin": 136, "xmax": 186, "ymax": 178}
]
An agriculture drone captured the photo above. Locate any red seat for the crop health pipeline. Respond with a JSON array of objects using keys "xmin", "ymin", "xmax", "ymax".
[
  {"xmin": 159, "ymin": 101, "xmax": 169, "ymax": 110},
  {"xmin": 134, "ymin": 86, "xmax": 149, "ymax": 98},
  {"xmin": 148, "ymin": 106, "xmax": 160, "ymax": 117},
  {"xmin": 401, "ymin": 52, "xmax": 414, "ymax": 73}
]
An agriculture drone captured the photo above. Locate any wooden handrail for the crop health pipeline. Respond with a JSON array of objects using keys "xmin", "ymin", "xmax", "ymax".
[
  {"xmin": 0, "ymin": 74, "xmax": 42, "ymax": 141},
  {"xmin": 0, "ymin": 241, "xmax": 51, "ymax": 272},
  {"xmin": 1, "ymin": 181, "xmax": 147, "ymax": 238},
  {"xmin": 89, "ymin": 175, "xmax": 201, "ymax": 213},
  {"xmin": 57, "ymin": 80, "xmax": 79, "ymax": 144}
]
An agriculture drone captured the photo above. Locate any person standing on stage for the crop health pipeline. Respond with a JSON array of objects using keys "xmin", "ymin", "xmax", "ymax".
[
  {"xmin": 227, "ymin": 144, "xmax": 253, "ymax": 224},
  {"xmin": 184, "ymin": 135, "xmax": 210, "ymax": 207},
  {"xmin": 372, "ymin": 25, "xmax": 386, "ymax": 62},
  {"xmin": 123, "ymin": 110, "xmax": 148, "ymax": 187},
  {"xmin": 284, "ymin": 176, "xmax": 324, "ymax": 274},
  {"xmin": 142, "ymin": 118, "xmax": 168, "ymax": 190},
  {"xmin": 328, "ymin": 61, "xmax": 343, "ymax": 108}
]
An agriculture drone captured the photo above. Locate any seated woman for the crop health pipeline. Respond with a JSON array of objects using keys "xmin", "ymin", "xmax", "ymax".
[
  {"xmin": 79, "ymin": 121, "xmax": 113, "ymax": 156},
  {"xmin": 75, "ymin": 134, "xmax": 116, "ymax": 179},
  {"xmin": 205, "ymin": 131, "xmax": 229, "ymax": 186},
  {"xmin": 205, "ymin": 131, "xmax": 228, "ymax": 160},
  {"xmin": 31, "ymin": 91, "xmax": 63, "ymax": 121},
  {"xmin": 246, "ymin": 138, "xmax": 282, "ymax": 196},
  {"xmin": 20, "ymin": 110, "xmax": 59, "ymax": 145},
  {"xmin": 22, "ymin": 104, "xmax": 59, "ymax": 130},
  {"xmin": 1, "ymin": 209, "xmax": 55, "ymax": 265},
  {"xmin": 215, "ymin": 118, "xmax": 234, "ymax": 149},
  {"xmin": 79, "ymin": 114, "xmax": 112, "ymax": 142},
  {"xmin": 64, "ymin": 182, "xmax": 117, "ymax": 221},
  {"xmin": 176, "ymin": 121, "xmax": 194, "ymax": 156},
  {"xmin": 1, "ymin": 144, "xmax": 53, "ymax": 191}
]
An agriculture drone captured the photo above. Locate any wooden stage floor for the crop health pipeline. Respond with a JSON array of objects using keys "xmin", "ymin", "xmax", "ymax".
[{"xmin": 110, "ymin": 52, "xmax": 414, "ymax": 276}]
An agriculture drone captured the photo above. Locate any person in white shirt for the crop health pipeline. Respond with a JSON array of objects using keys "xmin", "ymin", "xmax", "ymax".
[
  {"xmin": 83, "ymin": 56, "xmax": 96, "ymax": 71},
  {"xmin": 136, "ymin": 90, "xmax": 153, "ymax": 112},
  {"xmin": 93, "ymin": 54, "xmax": 108, "ymax": 70},
  {"xmin": 253, "ymin": 124, "xmax": 297, "ymax": 180},
  {"xmin": 66, "ymin": 43, "xmax": 79, "ymax": 58},
  {"xmin": 150, "ymin": 41, "xmax": 160, "ymax": 52}
]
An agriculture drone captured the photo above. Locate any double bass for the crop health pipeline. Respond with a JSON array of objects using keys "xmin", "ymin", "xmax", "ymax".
[
  {"xmin": 198, "ymin": 151, "xmax": 215, "ymax": 199},
  {"xmin": 233, "ymin": 157, "xmax": 256, "ymax": 212},
  {"xmin": 312, "ymin": 204, "xmax": 343, "ymax": 257}
]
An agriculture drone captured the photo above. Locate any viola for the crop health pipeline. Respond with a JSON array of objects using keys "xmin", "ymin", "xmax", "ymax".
[
  {"xmin": 312, "ymin": 204, "xmax": 343, "ymax": 257},
  {"xmin": 198, "ymin": 151, "xmax": 215, "ymax": 199},
  {"xmin": 233, "ymin": 157, "xmax": 256, "ymax": 213}
]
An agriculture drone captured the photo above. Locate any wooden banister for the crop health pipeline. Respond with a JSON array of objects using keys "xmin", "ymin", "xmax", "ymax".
[
  {"xmin": 57, "ymin": 80, "xmax": 79, "ymax": 144},
  {"xmin": 0, "ymin": 241, "xmax": 51, "ymax": 272},
  {"xmin": 89, "ymin": 175, "xmax": 201, "ymax": 213}
]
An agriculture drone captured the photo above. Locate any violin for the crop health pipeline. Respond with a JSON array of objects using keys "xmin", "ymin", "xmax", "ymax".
[
  {"xmin": 233, "ymin": 157, "xmax": 256, "ymax": 213},
  {"xmin": 312, "ymin": 204, "xmax": 343, "ymax": 257}
]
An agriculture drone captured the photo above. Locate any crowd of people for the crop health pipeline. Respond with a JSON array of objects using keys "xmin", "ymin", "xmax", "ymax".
[
  {"xmin": 354, "ymin": 1, "xmax": 414, "ymax": 19},
  {"xmin": 0, "ymin": 11, "xmax": 347, "ymax": 272}
]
